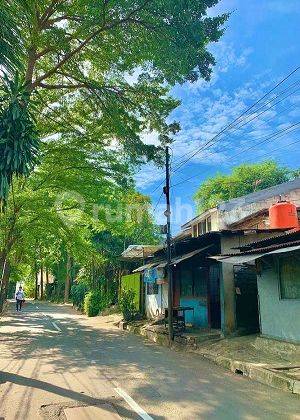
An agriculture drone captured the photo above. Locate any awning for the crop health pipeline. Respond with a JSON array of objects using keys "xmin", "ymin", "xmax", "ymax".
[
  {"xmin": 133, "ymin": 244, "xmax": 213, "ymax": 272},
  {"xmin": 132, "ymin": 261, "xmax": 162, "ymax": 273},
  {"xmin": 211, "ymin": 244, "xmax": 300, "ymax": 265},
  {"xmin": 121, "ymin": 244, "xmax": 162, "ymax": 260}
]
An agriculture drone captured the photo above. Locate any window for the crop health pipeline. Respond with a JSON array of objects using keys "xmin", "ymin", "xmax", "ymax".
[
  {"xmin": 180, "ymin": 269, "xmax": 207, "ymax": 297},
  {"xmin": 180, "ymin": 270, "xmax": 193, "ymax": 296},
  {"xmin": 279, "ymin": 256, "xmax": 300, "ymax": 299},
  {"xmin": 207, "ymin": 216, "xmax": 212, "ymax": 232},
  {"xmin": 147, "ymin": 283, "xmax": 159, "ymax": 295},
  {"xmin": 192, "ymin": 224, "xmax": 198, "ymax": 237},
  {"xmin": 198, "ymin": 221, "xmax": 207, "ymax": 235},
  {"xmin": 194, "ymin": 267, "xmax": 208, "ymax": 297}
]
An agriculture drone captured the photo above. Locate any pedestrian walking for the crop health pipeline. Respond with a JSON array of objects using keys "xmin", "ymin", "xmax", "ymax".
[{"xmin": 16, "ymin": 286, "xmax": 25, "ymax": 312}]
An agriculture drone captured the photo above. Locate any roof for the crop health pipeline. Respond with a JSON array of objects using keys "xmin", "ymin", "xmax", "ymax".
[
  {"xmin": 234, "ymin": 228, "xmax": 300, "ymax": 251},
  {"xmin": 133, "ymin": 245, "xmax": 214, "ymax": 273},
  {"xmin": 228, "ymin": 208, "xmax": 269, "ymax": 228},
  {"xmin": 218, "ymin": 177, "xmax": 300, "ymax": 212},
  {"xmin": 211, "ymin": 243, "xmax": 300, "ymax": 265},
  {"xmin": 121, "ymin": 244, "xmax": 162, "ymax": 260}
]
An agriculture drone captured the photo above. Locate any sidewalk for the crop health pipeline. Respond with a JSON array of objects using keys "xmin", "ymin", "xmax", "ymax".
[{"xmin": 120, "ymin": 319, "xmax": 300, "ymax": 396}]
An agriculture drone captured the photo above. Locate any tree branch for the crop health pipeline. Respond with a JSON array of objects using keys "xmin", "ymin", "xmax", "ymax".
[
  {"xmin": 31, "ymin": 0, "xmax": 154, "ymax": 89},
  {"xmin": 38, "ymin": 82, "xmax": 86, "ymax": 89}
]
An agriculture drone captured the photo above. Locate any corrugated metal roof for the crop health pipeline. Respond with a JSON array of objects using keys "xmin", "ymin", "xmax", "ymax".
[
  {"xmin": 121, "ymin": 244, "xmax": 162, "ymax": 260},
  {"xmin": 211, "ymin": 244, "xmax": 300, "ymax": 264},
  {"xmin": 235, "ymin": 228, "xmax": 300, "ymax": 251},
  {"xmin": 133, "ymin": 245, "xmax": 213, "ymax": 272}
]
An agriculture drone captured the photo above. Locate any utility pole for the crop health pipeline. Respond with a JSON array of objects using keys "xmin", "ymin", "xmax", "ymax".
[{"xmin": 164, "ymin": 146, "xmax": 174, "ymax": 344}]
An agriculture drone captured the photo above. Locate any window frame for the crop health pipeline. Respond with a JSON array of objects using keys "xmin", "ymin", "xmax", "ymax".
[{"xmin": 277, "ymin": 254, "xmax": 300, "ymax": 301}]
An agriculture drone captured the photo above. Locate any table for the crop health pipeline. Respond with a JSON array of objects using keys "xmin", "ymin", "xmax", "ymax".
[{"xmin": 164, "ymin": 306, "xmax": 195, "ymax": 331}]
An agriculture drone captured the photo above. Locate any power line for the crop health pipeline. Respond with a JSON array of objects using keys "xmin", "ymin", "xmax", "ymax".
[
  {"xmin": 172, "ymin": 81, "xmax": 300, "ymax": 174},
  {"xmin": 171, "ymin": 121, "xmax": 300, "ymax": 188},
  {"xmin": 172, "ymin": 67, "xmax": 300, "ymax": 171},
  {"xmin": 150, "ymin": 66, "xmax": 300, "ymax": 193}
]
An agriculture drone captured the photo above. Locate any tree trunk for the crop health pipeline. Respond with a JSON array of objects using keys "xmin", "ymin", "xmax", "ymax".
[
  {"xmin": 46, "ymin": 267, "xmax": 49, "ymax": 285},
  {"xmin": 34, "ymin": 262, "xmax": 39, "ymax": 300},
  {"xmin": 64, "ymin": 254, "xmax": 71, "ymax": 303},
  {"xmin": 40, "ymin": 264, "xmax": 44, "ymax": 300},
  {"xmin": 0, "ymin": 260, "xmax": 11, "ymax": 312}
]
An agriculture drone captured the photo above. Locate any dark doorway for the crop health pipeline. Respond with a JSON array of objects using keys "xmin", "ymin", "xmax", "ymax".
[
  {"xmin": 208, "ymin": 264, "xmax": 221, "ymax": 329},
  {"xmin": 234, "ymin": 265, "xmax": 259, "ymax": 333}
]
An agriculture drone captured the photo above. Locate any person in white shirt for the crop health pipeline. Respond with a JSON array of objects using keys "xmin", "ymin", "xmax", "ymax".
[{"xmin": 16, "ymin": 286, "xmax": 25, "ymax": 311}]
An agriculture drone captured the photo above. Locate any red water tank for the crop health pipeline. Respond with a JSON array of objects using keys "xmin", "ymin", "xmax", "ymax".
[{"xmin": 269, "ymin": 200, "xmax": 299, "ymax": 229}]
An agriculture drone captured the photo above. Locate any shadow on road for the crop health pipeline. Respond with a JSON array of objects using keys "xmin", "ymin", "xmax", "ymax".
[
  {"xmin": 0, "ymin": 370, "xmax": 142, "ymax": 419},
  {"xmin": 1, "ymin": 301, "xmax": 299, "ymax": 420}
]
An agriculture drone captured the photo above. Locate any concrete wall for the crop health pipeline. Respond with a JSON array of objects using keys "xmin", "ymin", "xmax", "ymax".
[
  {"xmin": 219, "ymin": 232, "xmax": 280, "ymax": 335},
  {"xmin": 190, "ymin": 209, "xmax": 219, "ymax": 236},
  {"xmin": 257, "ymin": 257, "xmax": 300, "ymax": 343},
  {"xmin": 145, "ymin": 283, "xmax": 168, "ymax": 318},
  {"xmin": 219, "ymin": 186, "xmax": 300, "ymax": 229}
]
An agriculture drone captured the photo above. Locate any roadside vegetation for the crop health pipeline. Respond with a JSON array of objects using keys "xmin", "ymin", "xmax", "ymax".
[{"xmin": 0, "ymin": 0, "xmax": 228, "ymax": 313}]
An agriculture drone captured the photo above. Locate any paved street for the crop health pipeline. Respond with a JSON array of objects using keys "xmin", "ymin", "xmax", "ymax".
[{"xmin": 0, "ymin": 301, "xmax": 299, "ymax": 420}]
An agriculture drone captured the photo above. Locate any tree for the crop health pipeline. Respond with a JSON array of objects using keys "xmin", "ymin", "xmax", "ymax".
[
  {"xmin": 194, "ymin": 161, "xmax": 295, "ymax": 213},
  {"xmin": 0, "ymin": 0, "xmax": 228, "ymax": 204},
  {"xmin": 0, "ymin": 119, "xmax": 159, "ymax": 309}
]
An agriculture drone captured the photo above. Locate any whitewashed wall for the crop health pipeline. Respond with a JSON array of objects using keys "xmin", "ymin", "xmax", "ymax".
[{"xmin": 145, "ymin": 283, "xmax": 168, "ymax": 319}]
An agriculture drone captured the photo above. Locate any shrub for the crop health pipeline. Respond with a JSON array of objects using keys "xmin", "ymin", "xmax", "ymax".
[
  {"xmin": 119, "ymin": 289, "xmax": 136, "ymax": 321},
  {"xmin": 71, "ymin": 282, "xmax": 89, "ymax": 310},
  {"xmin": 84, "ymin": 290, "xmax": 102, "ymax": 317}
]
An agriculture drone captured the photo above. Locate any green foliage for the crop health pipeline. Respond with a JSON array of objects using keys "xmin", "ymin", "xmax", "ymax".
[
  {"xmin": 84, "ymin": 290, "xmax": 102, "ymax": 317},
  {"xmin": 0, "ymin": 2, "xmax": 24, "ymax": 74},
  {"xmin": 71, "ymin": 282, "xmax": 89, "ymax": 310},
  {"xmin": 23, "ymin": 277, "xmax": 35, "ymax": 298},
  {"xmin": 194, "ymin": 161, "xmax": 294, "ymax": 212},
  {"xmin": 0, "ymin": 0, "xmax": 228, "ymax": 204},
  {"xmin": 119, "ymin": 289, "xmax": 137, "ymax": 321},
  {"xmin": 0, "ymin": 75, "xmax": 39, "ymax": 208}
]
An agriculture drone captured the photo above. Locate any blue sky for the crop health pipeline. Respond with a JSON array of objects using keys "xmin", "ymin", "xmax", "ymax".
[{"xmin": 135, "ymin": 0, "xmax": 300, "ymax": 233}]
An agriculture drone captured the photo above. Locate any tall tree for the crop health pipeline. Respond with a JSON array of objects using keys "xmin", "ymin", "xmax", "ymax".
[
  {"xmin": 0, "ymin": 0, "xmax": 228, "ymax": 204},
  {"xmin": 194, "ymin": 161, "xmax": 294, "ymax": 213}
]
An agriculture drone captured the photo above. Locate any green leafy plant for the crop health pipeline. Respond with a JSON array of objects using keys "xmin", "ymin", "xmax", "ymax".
[
  {"xmin": 119, "ymin": 289, "xmax": 136, "ymax": 321},
  {"xmin": 0, "ymin": 74, "xmax": 39, "ymax": 209},
  {"xmin": 71, "ymin": 282, "xmax": 89, "ymax": 310},
  {"xmin": 84, "ymin": 290, "xmax": 102, "ymax": 317}
]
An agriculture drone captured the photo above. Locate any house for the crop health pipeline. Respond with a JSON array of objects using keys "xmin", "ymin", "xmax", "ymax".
[
  {"xmin": 215, "ymin": 229, "xmax": 300, "ymax": 343},
  {"xmin": 121, "ymin": 179, "xmax": 300, "ymax": 337},
  {"xmin": 131, "ymin": 229, "xmax": 287, "ymax": 333},
  {"xmin": 120, "ymin": 244, "xmax": 162, "ymax": 315},
  {"xmin": 182, "ymin": 177, "xmax": 300, "ymax": 236}
]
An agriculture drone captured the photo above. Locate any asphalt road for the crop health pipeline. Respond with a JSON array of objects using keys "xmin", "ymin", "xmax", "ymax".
[{"xmin": 0, "ymin": 301, "xmax": 299, "ymax": 420}]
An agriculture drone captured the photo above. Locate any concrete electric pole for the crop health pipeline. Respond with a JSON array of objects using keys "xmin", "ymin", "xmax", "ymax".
[{"xmin": 164, "ymin": 146, "xmax": 174, "ymax": 344}]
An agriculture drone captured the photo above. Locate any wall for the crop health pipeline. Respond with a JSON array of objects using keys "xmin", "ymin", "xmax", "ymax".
[
  {"xmin": 121, "ymin": 273, "xmax": 142, "ymax": 312},
  {"xmin": 220, "ymin": 232, "xmax": 279, "ymax": 335},
  {"xmin": 219, "ymin": 184, "xmax": 300, "ymax": 229},
  {"xmin": 190, "ymin": 209, "xmax": 219, "ymax": 236},
  {"xmin": 145, "ymin": 283, "xmax": 168, "ymax": 318},
  {"xmin": 257, "ymin": 256, "xmax": 300, "ymax": 343}
]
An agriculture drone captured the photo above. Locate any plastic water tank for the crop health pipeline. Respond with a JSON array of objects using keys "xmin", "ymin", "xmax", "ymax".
[{"xmin": 269, "ymin": 200, "xmax": 299, "ymax": 229}]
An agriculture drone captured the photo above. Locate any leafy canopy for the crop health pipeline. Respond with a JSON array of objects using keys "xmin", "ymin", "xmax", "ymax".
[
  {"xmin": 0, "ymin": 0, "xmax": 228, "ymax": 204},
  {"xmin": 194, "ymin": 161, "xmax": 297, "ymax": 213}
]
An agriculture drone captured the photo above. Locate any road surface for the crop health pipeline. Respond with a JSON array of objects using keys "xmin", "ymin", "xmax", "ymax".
[{"xmin": 0, "ymin": 301, "xmax": 299, "ymax": 419}]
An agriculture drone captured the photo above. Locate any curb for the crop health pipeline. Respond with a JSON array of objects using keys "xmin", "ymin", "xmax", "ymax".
[{"xmin": 122, "ymin": 322, "xmax": 300, "ymax": 396}]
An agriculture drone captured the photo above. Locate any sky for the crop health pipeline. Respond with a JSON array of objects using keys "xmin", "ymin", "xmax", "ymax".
[{"xmin": 134, "ymin": 0, "xmax": 300, "ymax": 233}]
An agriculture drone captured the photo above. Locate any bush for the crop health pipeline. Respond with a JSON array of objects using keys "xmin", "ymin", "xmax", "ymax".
[
  {"xmin": 84, "ymin": 290, "xmax": 102, "ymax": 317},
  {"xmin": 71, "ymin": 282, "xmax": 89, "ymax": 310},
  {"xmin": 119, "ymin": 289, "xmax": 136, "ymax": 321}
]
